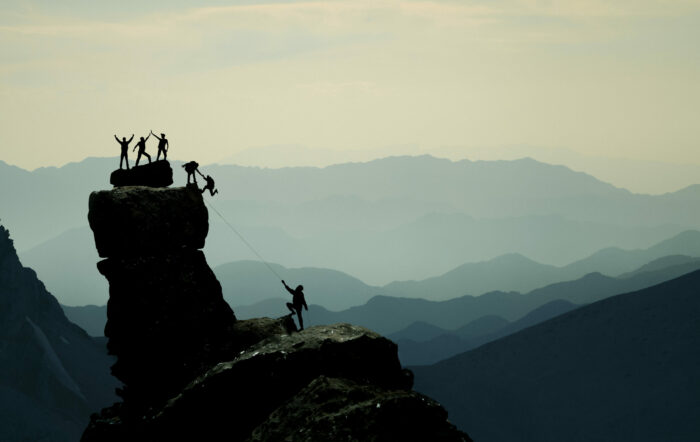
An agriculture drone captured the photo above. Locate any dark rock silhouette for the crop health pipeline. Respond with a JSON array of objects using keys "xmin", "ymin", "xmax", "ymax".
[
  {"xmin": 249, "ymin": 376, "xmax": 470, "ymax": 442},
  {"xmin": 0, "ymin": 225, "xmax": 119, "ymax": 442},
  {"xmin": 89, "ymin": 184, "xmax": 206, "ymax": 258},
  {"xmin": 109, "ymin": 160, "xmax": 173, "ymax": 188},
  {"xmin": 83, "ymin": 183, "xmax": 469, "ymax": 441},
  {"xmin": 87, "ymin": 184, "xmax": 236, "ymax": 414}
]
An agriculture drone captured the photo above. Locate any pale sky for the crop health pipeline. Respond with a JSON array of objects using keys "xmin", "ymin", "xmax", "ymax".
[{"xmin": 1, "ymin": 0, "xmax": 699, "ymax": 192}]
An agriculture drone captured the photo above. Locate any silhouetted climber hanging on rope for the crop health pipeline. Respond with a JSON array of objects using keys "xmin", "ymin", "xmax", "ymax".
[
  {"xmin": 282, "ymin": 280, "xmax": 308, "ymax": 330},
  {"xmin": 114, "ymin": 134, "xmax": 134, "ymax": 169},
  {"xmin": 151, "ymin": 130, "xmax": 169, "ymax": 161},
  {"xmin": 200, "ymin": 173, "xmax": 218, "ymax": 196},
  {"xmin": 182, "ymin": 161, "xmax": 200, "ymax": 185},
  {"xmin": 133, "ymin": 134, "xmax": 152, "ymax": 166}
]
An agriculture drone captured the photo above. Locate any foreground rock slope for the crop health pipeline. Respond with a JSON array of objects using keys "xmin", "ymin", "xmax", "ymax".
[{"xmin": 84, "ymin": 183, "xmax": 469, "ymax": 441}]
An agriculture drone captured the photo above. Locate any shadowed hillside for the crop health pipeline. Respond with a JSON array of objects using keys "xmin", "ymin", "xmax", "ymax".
[{"xmin": 413, "ymin": 270, "xmax": 700, "ymax": 442}]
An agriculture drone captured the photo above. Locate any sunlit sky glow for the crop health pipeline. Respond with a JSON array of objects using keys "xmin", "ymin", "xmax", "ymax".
[{"xmin": 1, "ymin": 1, "xmax": 699, "ymax": 192}]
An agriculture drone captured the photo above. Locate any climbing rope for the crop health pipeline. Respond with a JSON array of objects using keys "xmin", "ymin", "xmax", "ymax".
[{"xmin": 203, "ymin": 198, "xmax": 283, "ymax": 281}]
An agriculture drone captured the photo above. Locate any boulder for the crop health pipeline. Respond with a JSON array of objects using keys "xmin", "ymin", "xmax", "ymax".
[
  {"xmin": 88, "ymin": 185, "xmax": 208, "ymax": 258},
  {"xmin": 149, "ymin": 323, "xmax": 414, "ymax": 441},
  {"xmin": 249, "ymin": 376, "xmax": 472, "ymax": 442},
  {"xmin": 109, "ymin": 160, "xmax": 173, "ymax": 188}
]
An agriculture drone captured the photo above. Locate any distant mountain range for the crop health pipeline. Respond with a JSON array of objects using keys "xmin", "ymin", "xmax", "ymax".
[
  {"xmin": 412, "ymin": 270, "xmax": 700, "ymax": 442},
  {"xmin": 0, "ymin": 225, "xmax": 118, "ymax": 442},
  {"xmin": 302, "ymin": 256, "xmax": 700, "ymax": 335},
  {"xmin": 4, "ymin": 155, "xmax": 700, "ymax": 299}
]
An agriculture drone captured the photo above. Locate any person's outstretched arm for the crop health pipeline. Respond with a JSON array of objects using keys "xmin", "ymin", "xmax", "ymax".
[
  {"xmin": 281, "ymin": 280, "xmax": 295, "ymax": 296},
  {"xmin": 303, "ymin": 297, "xmax": 308, "ymax": 311},
  {"xmin": 145, "ymin": 133, "xmax": 151, "ymax": 141},
  {"xmin": 128, "ymin": 134, "xmax": 134, "ymax": 142},
  {"xmin": 114, "ymin": 135, "xmax": 120, "ymax": 143},
  {"xmin": 151, "ymin": 131, "xmax": 161, "ymax": 140}
]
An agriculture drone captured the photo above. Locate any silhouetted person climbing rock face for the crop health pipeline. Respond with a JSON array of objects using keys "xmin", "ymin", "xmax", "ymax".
[
  {"xmin": 183, "ymin": 161, "xmax": 200, "ymax": 185},
  {"xmin": 151, "ymin": 131, "xmax": 169, "ymax": 161},
  {"xmin": 282, "ymin": 280, "xmax": 308, "ymax": 330},
  {"xmin": 114, "ymin": 134, "xmax": 134, "ymax": 169},
  {"xmin": 133, "ymin": 134, "xmax": 152, "ymax": 166},
  {"xmin": 201, "ymin": 175, "xmax": 218, "ymax": 196}
]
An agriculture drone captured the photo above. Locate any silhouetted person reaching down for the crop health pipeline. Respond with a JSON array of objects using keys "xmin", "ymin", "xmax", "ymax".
[
  {"xmin": 151, "ymin": 131, "xmax": 169, "ymax": 161},
  {"xmin": 114, "ymin": 134, "xmax": 134, "ymax": 169},
  {"xmin": 182, "ymin": 161, "xmax": 200, "ymax": 185},
  {"xmin": 133, "ymin": 134, "xmax": 151, "ymax": 166},
  {"xmin": 201, "ymin": 174, "xmax": 218, "ymax": 196},
  {"xmin": 282, "ymin": 280, "xmax": 308, "ymax": 330}
]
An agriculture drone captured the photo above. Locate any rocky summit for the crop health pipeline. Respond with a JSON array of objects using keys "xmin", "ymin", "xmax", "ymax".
[
  {"xmin": 83, "ymin": 182, "xmax": 470, "ymax": 441},
  {"xmin": 109, "ymin": 160, "xmax": 173, "ymax": 188}
]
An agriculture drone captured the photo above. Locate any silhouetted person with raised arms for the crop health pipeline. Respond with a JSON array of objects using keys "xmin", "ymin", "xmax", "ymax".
[
  {"xmin": 133, "ymin": 134, "xmax": 151, "ymax": 166},
  {"xmin": 151, "ymin": 130, "xmax": 169, "ymax": 161},
  {"xmin": 114, "ymin": 134, "xmax": 134, "ymax": 169},
  {"xmin": 183, "ymin": 161, "xmax": 200, "ymax": 185},
  {"xmin": 282, "ymin": 280, "xmax": 308, "ymax": 330}
]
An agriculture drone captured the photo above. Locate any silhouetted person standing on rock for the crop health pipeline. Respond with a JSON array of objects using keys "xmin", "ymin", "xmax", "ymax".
[
  {"xmin": 282, "ymin": 280, "xmax": 308, "ymax": 330},
  {"xmin": 151, "ymin": 131, "xmax": 169, "ymax": 161},
  {"xmin": 183, "ymin": 161, "xmax": 200, "ymax": 185},
  {"xmin": 133, "ymin": 134, "xmax": 152, "ymax": 166},
  {"xmin": 201, "ymin": 174, "xmax": 218, "ymax": 196},
  {"xmin": 114, "ymin": 134, "xmax": 134, "ymax": 169}
]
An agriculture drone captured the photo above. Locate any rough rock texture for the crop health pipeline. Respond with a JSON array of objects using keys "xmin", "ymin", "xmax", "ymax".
[
  {"xmin": 249, "ymin": 376, "xmax": 472, "ymax": 442},
  {"xmin": 88, "ymin": 184, "xmax": 207, "ymax": 258},
  {"xmin": 110, "ymin": 160, "xmax": 173, "ymax": 188},
  {"xmin": 87, "ymin": 185, "xmax": 236, "ymax": 414}
]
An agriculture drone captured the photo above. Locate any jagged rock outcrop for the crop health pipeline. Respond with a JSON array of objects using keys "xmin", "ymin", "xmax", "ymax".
[
  {"xmin": 88, "ymin": 184, "xmax": 207, "ymax": 258},
  {"xmin": 249, "ymin": 376, "xmax": 469, "ymax": 442},
  {"xmin": 87, "ymin": 185, "xmax": 236, "ymax": 413},
  {"xmin": 84, "ymin": 322, "xmax": 470, "ymax": 441},
  {"xmin": 84, "ymin": 183, "xmax": 469, "ymax": 441},
  {"xmin": 110, "ymin": 160, "xmax": 173, "ymax": 188},
  {"xmin": 0, "ymin": 225, "xmax": 119, "ymax": 442}
]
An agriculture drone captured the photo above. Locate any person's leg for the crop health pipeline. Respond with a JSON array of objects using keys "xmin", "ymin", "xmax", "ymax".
[
  {"xmin": 297, "ymin": 311, "xmax": 304, "ymax": 330},
  {"xmin": 286, "ymin": 302, "xmax": 295, "ymax": 314},
  {"xmin": 144, "ymin": 152, "xmax": 151, "ymax": 163},
  {"xmin": 156, "ymin": 149, "xmax": 161, "ymax": 161},
  {"xmin": 135, "ymin": 153, "xmax": 141, "ymax": 166}
]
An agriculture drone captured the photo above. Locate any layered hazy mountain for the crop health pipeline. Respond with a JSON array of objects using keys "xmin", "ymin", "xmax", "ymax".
[
  {"xmin": 4, "ymin": 155, "xmax": 700, "ymax": 307},
  {"xmin": 0, "ymin": 225, "xmax": 119, "ymax": 442},
  {"xmin": 412, "ymin": 270, "xmax": 700, "ymax": 442}
]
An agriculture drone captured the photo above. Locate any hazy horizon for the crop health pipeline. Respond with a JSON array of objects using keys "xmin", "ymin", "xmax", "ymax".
[{"xmin": 2, "ymin": 1, "xmax": 699, "ymax": 195}]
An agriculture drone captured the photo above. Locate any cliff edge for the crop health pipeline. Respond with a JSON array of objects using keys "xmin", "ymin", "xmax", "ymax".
[{"xmin": 83, "ymin": 182, "xmax": 470, "ymax": 441}]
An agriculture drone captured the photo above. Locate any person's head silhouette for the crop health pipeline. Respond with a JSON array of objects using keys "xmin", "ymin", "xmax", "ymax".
[
  {"xmin": 122, "ymin": 137, "xmax": 126, "ymax": 142},
  {"xmin": 140, "ymin": 137, "xmax": 145, "ymax": 141},
  {"xmin": 161, "ymin": 133, "xmax": 166, "ymax": 137},
  {"xmin": 297, "ymin": 285, "xmax": 304, "ymax": 292}
]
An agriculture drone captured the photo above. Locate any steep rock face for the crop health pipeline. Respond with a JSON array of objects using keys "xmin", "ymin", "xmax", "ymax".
[
  {"xmin": 88, "ymin": 185, "xmax": 236, "ymax": 413},
  {"xmin": 84, "ymin": 185, "xmax": 469, "ymax": 441},
  {"xmin": 88, "ymin": 184, "xmax": 207, "ymax": 258},
  {"xmin": 0, "ymin": 225, "xmax": 119, "ymax": 442},
  {"xmin": 109, "ymin": 160, "xmax": 173, "ymax": 188}
]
